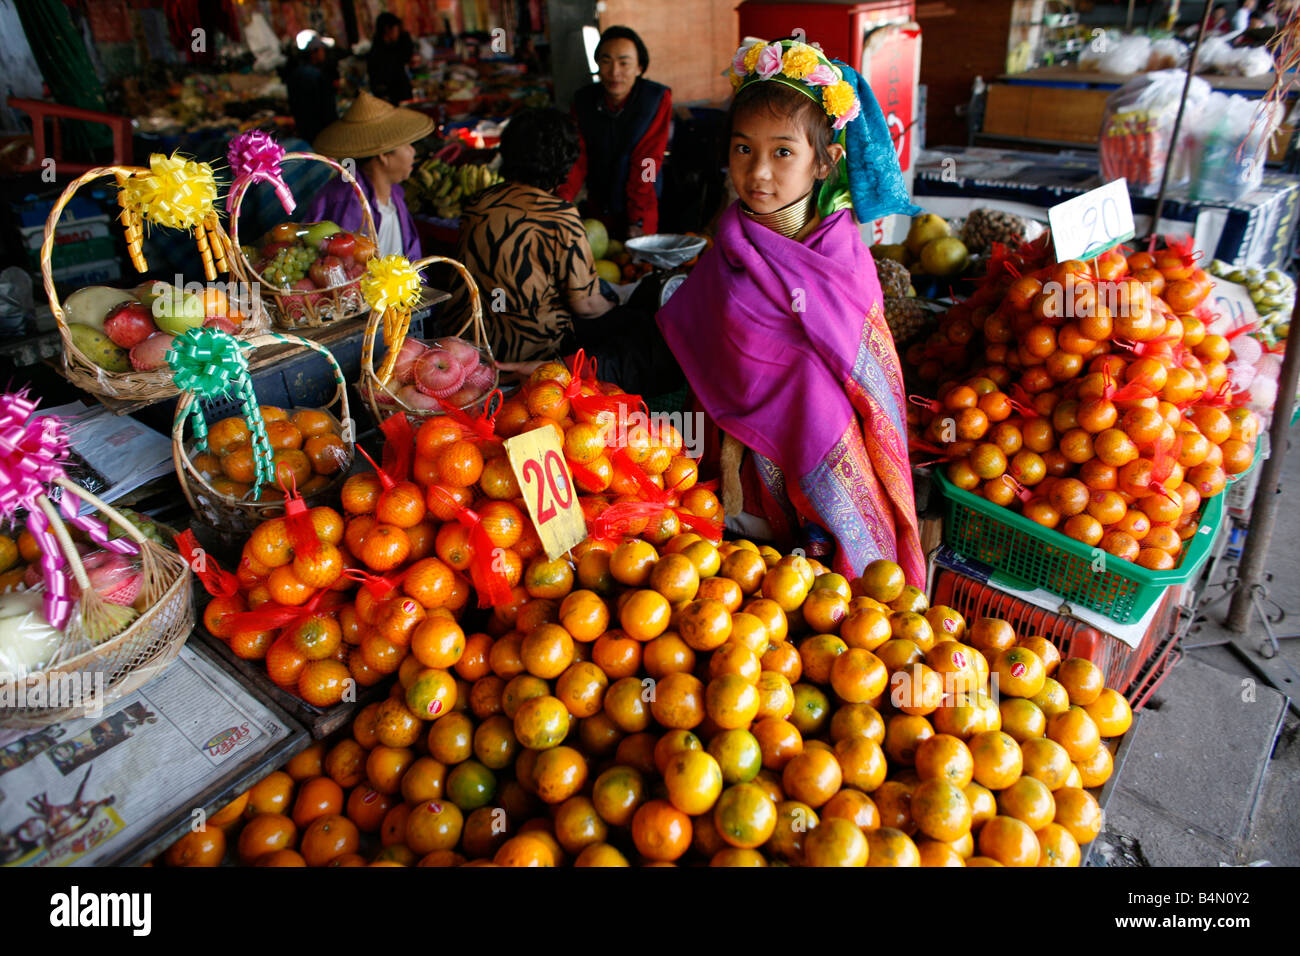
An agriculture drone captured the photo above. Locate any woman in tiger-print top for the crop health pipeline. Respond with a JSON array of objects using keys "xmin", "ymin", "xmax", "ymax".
[{"xmin": 451, "ymin": 109, "xmax": 612, "ymax": 363}]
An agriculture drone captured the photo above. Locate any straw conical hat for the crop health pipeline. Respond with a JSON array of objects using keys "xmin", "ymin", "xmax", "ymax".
[{"xmin": 312, "ymin": 91, "xmax": 434, "ymax": 159}]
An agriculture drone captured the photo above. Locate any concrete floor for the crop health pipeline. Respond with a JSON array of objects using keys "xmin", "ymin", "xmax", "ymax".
[{"xmin": 1090, "ymin": 430, "xmax": 1300, "ymax": 867}]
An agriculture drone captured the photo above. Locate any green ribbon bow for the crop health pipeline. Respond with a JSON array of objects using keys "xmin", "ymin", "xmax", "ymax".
[{"xmin": 167, "ymin": 328, "xmax": 274, "ymax": 497}]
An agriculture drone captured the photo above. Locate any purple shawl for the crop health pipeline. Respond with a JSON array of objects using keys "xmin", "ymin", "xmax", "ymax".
[
  {"xmin": 657, "ymin": 205, "xmax": 922, "ymax": 582},
  {"xmin": 303, "ymin": 167, "xmax": 422, "ymax": 260},
  {"xmin": 659, "ymin": 206, "xmax": 894, "ymax": 474}
]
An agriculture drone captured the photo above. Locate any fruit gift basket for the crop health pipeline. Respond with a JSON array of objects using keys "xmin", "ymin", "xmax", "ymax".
[
  {"xmin": 0, "ymin": 392, "xmax": 193, "ymax": 728},
  {"xmin": 170, "ymin": 329, "xmax": 356, "ymax": 547},
  {"xmin": 357, "ymin": 253, "xmax": 498, "ymax": 425},
  {"xmin": 46, "ymin": 153, "xmax": 269, "ymax": 402},
  {"xmin": 225, "ymin": 133, "xmax": 378, "ymax": 330}
]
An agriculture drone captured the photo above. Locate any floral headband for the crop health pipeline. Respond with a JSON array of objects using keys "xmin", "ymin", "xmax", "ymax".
[{"xmin": 730, "ymin": 38, "xmax": 861, "ymax": 131}]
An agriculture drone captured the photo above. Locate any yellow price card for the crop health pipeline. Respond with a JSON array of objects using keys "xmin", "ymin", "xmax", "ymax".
[{"xmin": 505, "ymin": 426, "xmax": 587, "ymax": 560}]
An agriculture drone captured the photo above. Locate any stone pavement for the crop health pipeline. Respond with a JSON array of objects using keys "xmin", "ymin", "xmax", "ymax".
[{"xmin": 1091, "ymin": 431, "xmax": 1300, "ymax": 867}]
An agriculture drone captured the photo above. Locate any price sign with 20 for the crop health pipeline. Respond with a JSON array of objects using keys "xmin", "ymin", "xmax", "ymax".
[{"xmin": 504, "ymin": 427, "xmax": 586, "ymax": 561}]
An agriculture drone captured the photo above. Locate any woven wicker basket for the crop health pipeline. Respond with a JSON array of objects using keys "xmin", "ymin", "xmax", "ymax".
[
  {"xmin": 358, "ymin": 254, "xmax": 497, "ymax": 426},
  {"xmin": 227, "ymin": 152, "xmax": 378, "ymax": 330},
  {"xmin": 0, "ymin": 479, "xmax": 194, "ymax": 729},
  {"xmin": 173, "ymin": 333, "xmax": 356, "ymax": 546},
  {"xmin": 45, "ymin": 165, "xmax": 269, "ymax": 403}
]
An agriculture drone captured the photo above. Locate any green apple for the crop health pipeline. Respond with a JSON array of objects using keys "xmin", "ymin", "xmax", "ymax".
[
  {"xmin": 152, "ymin": 289, "xmax": 205, "ymax": 336},
  {"xmin": 303, "ymin": 221, "xmax": 341, "ymax": 248}
]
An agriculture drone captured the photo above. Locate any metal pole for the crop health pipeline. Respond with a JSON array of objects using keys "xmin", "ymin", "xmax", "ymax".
[
  {"xmin": 1150, "ymin": 0, "xmax": 1215, "ymax": 233},
  {"xmin": 1127, "ymin": 0, "xmax": 1136, "ymax": 32},
  {"xmin": 1226, "ymin": 299, "xmax": 1300, "ymax": 631}
]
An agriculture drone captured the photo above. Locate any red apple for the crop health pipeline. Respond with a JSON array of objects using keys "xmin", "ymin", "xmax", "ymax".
[
  {"xmin": 324, "ymin": 233, "xmax": 356, "ymax": 259},
  {"xmin": 203, "ymin": 316, "xmax": 238, "ymax": 335},
  {"xmin": 309, "ymin": 255, "xmax": 346, "ymax": 290},
  {"xmin": 103, "ymin": 302, "xmax": 156, "ymax": 348}
]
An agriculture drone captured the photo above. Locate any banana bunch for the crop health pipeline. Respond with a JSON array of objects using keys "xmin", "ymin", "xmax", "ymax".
[{"xmin": 407, "ymin": 158, "xmax": 502, "ymax": 221}]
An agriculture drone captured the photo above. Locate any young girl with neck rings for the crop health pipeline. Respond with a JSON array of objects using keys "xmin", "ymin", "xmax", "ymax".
[{"xmin": 656, "ymin": 38, "xmax": 925, "ymax": 585}]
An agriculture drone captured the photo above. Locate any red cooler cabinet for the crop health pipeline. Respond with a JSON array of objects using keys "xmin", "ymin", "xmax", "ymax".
[{"xmin": 736, "ymin": 0, "xmax": 915, "ymax": 69}]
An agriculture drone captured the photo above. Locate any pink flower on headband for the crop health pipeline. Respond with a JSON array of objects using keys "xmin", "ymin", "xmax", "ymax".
[
  {"xmin": 832, "ymin": 99, "xmax": 861, "ymax": 130},
  {"xmin": 804, "ymin": 64, "xmax": 839, "ymax": 87},
  {"xmin": 733, "ymin": 40, "xmax": 758, "ymax": 76},
  {"xmin": 755, "ymin": 44, "xmax": 783, "ymax": 79}
]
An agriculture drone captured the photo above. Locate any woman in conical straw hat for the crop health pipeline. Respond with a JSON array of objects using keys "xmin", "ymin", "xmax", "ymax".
[
  {"xmin": 304, "ymin": 90, "xmax": 434, "ymax": 259},
  {"xmin": 656, "ymin": 37, "xmax": 924, "ymax": 585}
]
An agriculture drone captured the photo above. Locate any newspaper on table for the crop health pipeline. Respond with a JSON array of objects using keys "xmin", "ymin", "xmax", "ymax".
[
  {"xmin": 0, "ymin": 644, "xmax": 298, "ymax": 867},
  {"xmin": 28, "ymin": 401, "xmax": 174, "ymax": 508}
]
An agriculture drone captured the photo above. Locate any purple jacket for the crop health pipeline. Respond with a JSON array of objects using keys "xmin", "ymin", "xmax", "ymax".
[{"xmin": 303, "ymin": 166, "xmax": 422, "ymax": 259}]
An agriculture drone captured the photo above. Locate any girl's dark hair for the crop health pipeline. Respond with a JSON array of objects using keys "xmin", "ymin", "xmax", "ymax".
[
  {"xmin": 595, "ymin": 26, "xmax": 650, "ymax": 72},
  {"xmin": 500, "ymin": 108, "xmax": 580, "ymax": 191},
  {"xmin": 374, "ymin": 12, "xmax": 401, "ymax": 40},
  {"xmin": 727, "ymin": 81, "xmax": 839, "ymax": 181}
]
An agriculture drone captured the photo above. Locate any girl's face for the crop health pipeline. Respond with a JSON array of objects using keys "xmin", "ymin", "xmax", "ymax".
[{"xmin": 729, "ymin": 107, "xmax": 841, "ymax": 215}]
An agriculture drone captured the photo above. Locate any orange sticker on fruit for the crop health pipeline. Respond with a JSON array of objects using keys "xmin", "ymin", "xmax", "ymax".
[{"xmin": 505, "ymin": 427, "xmax": 586, "ymax": 561}]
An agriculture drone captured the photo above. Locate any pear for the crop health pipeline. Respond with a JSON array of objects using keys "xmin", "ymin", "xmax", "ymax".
[
  {"xmin": 919, "ymin": 236, "xmax": 970, "ymax": 277},
  {"xmin": 905, "ymin": 213, "xmax": 951, "ymax": 258},
  {"xmin": 871, "ymin": 243, "xmax": 907, "ymax": 263}
]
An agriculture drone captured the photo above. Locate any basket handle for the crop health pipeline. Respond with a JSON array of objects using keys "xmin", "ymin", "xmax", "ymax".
[
  {"xmin": 172, "ymin": 331, "xmax": 354, "ymax": 512},
  {"xmin": 43, "ymin": 166, "xmax": 148, "ymax": 363},
  {"xmin": 228, "ymin": 152, "xmax": 379, "ymax": 293},
  {"xmin": 360, "ymin": 254, "xmax": 488, "ymax": 403}
]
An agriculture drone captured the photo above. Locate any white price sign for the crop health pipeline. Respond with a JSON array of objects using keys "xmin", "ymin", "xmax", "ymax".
[
  {"xmin": 1209, "ymin": 277, "xmax": 1259, "ymax": 332},
  {"xmin": 1048, "ymin": 178, "xmax": 1136, "ymax": 262}
]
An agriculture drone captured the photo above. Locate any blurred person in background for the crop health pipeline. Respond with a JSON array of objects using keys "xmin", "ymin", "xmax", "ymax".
[
  {"xmin": 1233, "ymin": 0, "xmax": 1257, "ymax": 32},
  {"xmin": 557, "ymin": 26, "xmax": 672, "ymax": 240},
  {"xmin": 307, "ymin": 91, "xmax": 434, "ymax": 259},
  {"xmin": 368, "ymin": 12, "xmax": 416, "ymax": 104},
  {"xmin": 287, "ymin": 36, "xmax": 336, "ymax": 145},
  {"xmin": 455, "ymin": 108, "xmax": 680, "ymax": 393}
]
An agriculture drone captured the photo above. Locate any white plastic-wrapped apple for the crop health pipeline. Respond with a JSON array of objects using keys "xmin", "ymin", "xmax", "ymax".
[
  {"xmin": 414, "ymin": 348, "xmax": 467, "ymax": 397},
  {"xmin": 435, "ymin": 337, "xmax": 481, "ymax": 371},
  {"xmin": 391, "ymin": 339, "xmax": 428, "ymax": 383},
  {"xmin": 398, "ymin": 385, "xmax": 444, "ymax": 410},
  {"xmin": 0, "ymin": 590, "xmax": 62, "ymax": 680}
]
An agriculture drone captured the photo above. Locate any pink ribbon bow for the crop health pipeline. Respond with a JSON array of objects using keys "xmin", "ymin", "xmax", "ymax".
[
  {"xmin": 0, "ymin": 392, "xmax": 137, "ymax": 630},
  {"xmin": 227, "ymin": 130, "xmax": 296, "ymax": 216}
]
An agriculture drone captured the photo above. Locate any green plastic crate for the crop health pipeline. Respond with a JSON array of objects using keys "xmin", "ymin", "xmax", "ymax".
[{"xmin": 935, "ymin": 471, "xmax": 1223, "ymax": 625}]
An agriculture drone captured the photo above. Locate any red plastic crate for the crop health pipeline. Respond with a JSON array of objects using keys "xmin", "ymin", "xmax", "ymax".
[{"xmin": 931, "ymin": 568, "xmax": 1180, "ymax": 709}]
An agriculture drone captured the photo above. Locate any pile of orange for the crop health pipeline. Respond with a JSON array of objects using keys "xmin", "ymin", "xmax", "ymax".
[
  {"xmin": 174, "ymin": 546, "xmax": 1131, "ymax": 867},
  {"xmin": 408, "ymin": 360, "xmax": 720, "ymax": 553},
  {"xmin": 907, "ymin": 240, "xmax": 1258, "ymax": 571},
  {"xmin": 189, "ymin": 405, "xmax": 351, "ymax": 503}
]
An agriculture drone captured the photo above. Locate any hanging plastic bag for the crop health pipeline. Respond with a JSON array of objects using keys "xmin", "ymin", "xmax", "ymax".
[
  {"xmin": 1099, "ymin": 70, "xmax": 1212, "ymax": 196},
  {"xmin": 1097, "ymin": 35, "xmax": 1152, "ymax": 74},
  {"xmin": 1190, "ymin": 95, "xmax": 1283, "ymax": 201}
]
